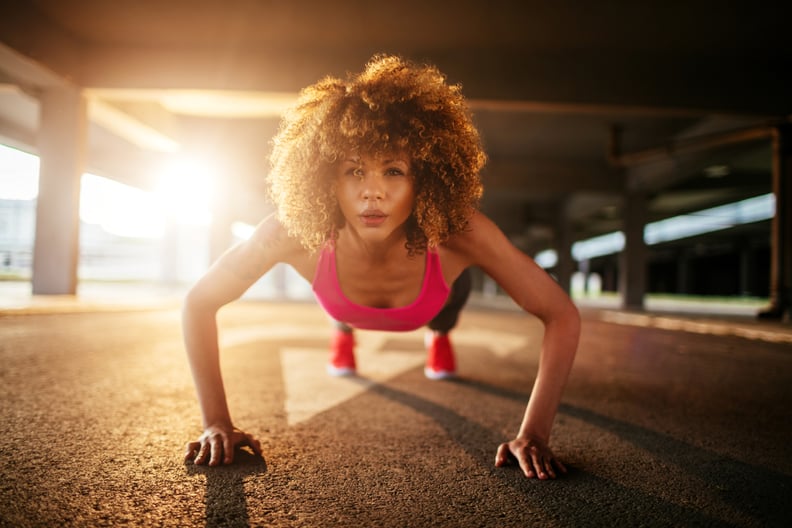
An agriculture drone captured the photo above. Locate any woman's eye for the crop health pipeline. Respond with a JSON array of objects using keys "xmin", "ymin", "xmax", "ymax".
[{"xmin": 386, "ymin": 168, "xmax": 404, "ymax": 176}]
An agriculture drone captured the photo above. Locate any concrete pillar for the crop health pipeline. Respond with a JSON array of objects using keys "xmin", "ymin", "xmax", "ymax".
[
  {"xmin": 555, "ymin": 202, "xmax": 574, "ymax": 295},
  {"xmin": 619, "ymin": 191, "xmax": 647, "ymax": 310},
  {"xmin": 31, "ymin": 85, "xmax": 87, "ymax": 295},
  {"xmin": 760, "ymin": 124, "xmax": 792, "ymax": 320},
  {"xmin": 578, "ymin": 258, "xmax": 591, "ymax": 295}
]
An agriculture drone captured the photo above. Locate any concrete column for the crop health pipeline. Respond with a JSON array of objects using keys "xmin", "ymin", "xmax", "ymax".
[
  {"xmin": 760, "ymin": 124, "xmax": 792, "ymax": 320},
  {"xmin": 619, "ymin": 191, "xmax": 647, "ymax": 310},
  {"xmin": 555, "ymin": 202, "xmax": 574, "ymax": 295},
  {"xmin": 31, "ymin": 85, "xmax": 87, "ymax": 295}
]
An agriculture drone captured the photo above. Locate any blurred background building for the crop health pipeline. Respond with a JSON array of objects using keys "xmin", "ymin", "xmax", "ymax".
[{"xmin": 0, "ymin": 1, "xmax": 790, "ymax": 317}]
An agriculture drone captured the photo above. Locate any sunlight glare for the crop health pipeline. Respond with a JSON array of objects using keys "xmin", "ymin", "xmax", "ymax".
[
  {"xmin": 0, "ymin": 145, "xmax": 39, "ymax": 200},
  {"xmin": 80, "ymin": 174, "xmax": 165, "ymax": 238},
  {"xmin": 1, "ymin": 143, "xmax": 217, "ymax": 239},
  {"xmin": 154, "ymin": 158, "xmax": 215, "ymax": 226},
  {"xmin": 231, "ymin": 221, "xmax": 255, "ymax": 240}
]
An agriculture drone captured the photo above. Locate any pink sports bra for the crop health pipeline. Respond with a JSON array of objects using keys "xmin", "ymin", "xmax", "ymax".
[{"xmin": 312, "ymin": 242, "xmax": 451, "ymax": 331}]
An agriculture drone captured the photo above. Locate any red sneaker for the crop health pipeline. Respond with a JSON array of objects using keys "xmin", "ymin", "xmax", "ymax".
[
  {"xmin": 424, "ymin": 332, "xmax": 457, "ymax": 380},
  {"xmin": 327, "ymin": 329, "xmax": 356, "ymax": 376}
]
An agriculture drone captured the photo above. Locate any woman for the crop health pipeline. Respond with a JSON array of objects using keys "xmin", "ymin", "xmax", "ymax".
[{"xmin": 183, "ymin": 55, "xmax": 580, "ymax": 480}]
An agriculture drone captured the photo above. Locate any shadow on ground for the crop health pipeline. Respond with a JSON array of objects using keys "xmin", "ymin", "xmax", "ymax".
[
  {"xmin": 363, "ymin": 375, "xmax": 791, "ymax": 528},
  {"xmin": 186, "ymin": 450, "xmax": 267, "ymax": 528}
]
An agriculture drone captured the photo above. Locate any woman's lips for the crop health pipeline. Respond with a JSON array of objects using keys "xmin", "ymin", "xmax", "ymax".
[{"xmin": 359, "ymin": 209, "xmax": 387, "ymax": 226}]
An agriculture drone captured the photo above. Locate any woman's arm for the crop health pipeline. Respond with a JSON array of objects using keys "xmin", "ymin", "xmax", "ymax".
[
  {"xmin": 455, "ymin": 211, "xmax": 581, "ymax": 479},
  {"xmin": 182, "ymin": 214, "xmax": 301, "ymax": 465}
]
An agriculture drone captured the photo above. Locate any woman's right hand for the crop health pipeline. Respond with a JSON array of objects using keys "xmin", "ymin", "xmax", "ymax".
[{"xmin": 184, "ymin": 424, "xmax": 263, "ymax": 466}]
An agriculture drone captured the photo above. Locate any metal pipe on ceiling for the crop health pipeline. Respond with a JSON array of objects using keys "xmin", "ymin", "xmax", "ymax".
[{"xmin": 607, "ymin": 121, "xmax": 786, "ymax": 168}]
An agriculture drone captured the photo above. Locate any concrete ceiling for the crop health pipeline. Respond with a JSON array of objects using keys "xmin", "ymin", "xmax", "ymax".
[{"xmin": 1, "ymin": 0, "xmax": 790, "ymax": 250}]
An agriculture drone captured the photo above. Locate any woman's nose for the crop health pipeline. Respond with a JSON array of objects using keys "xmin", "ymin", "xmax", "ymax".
[{"xmin": 361, "ymin": 177, "xmax": 384, "ymax": 200}]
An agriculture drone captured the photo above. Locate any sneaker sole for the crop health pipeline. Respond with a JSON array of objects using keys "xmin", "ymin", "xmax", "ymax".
[
  {"xmin": 424, "ymin": 367, "xmax": 456, "ymax": 380},
  {"xmin": 327, "ymin": 364, "xmax": 356, "ymax": 377}
]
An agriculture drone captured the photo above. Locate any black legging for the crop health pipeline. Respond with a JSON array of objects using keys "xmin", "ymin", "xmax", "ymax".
[{"xmin": 334, "ymin": 268, "xmax": 472, "ymax": 334}]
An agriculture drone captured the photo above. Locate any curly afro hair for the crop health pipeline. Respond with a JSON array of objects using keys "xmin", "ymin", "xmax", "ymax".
[{"xmin": 267, "ymin": 54, "xmax": 486, "ymax": 255}]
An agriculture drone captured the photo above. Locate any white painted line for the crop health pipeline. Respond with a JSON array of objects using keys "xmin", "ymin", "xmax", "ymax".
[
  {"xmin": 217, "ymin": 324, "xmax": 535, "ymax": 425},
  {"xmin": 279, "ymin": 346, "xmax": 425, "ymax": 425},
  {"xmin": 599, "ymin": 311, "xmax": 792, "ymax": 344}
]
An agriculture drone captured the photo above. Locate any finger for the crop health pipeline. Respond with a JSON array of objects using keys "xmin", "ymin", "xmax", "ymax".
[
  {"xmin": 516, "ymin": 447, "xmax": 536, "ymax": 478},
  {"xmin": 223, "ymin": 434, "xmax": 235, "ymax": 465},
  {"xmin": 208, "ymin": 434, "xmax": 224, "ymax": 466},
  {"xmin": 529, "ymin": 446, "xmax": 546, "ymax": 479},
  {"xmin": 248, "ymin": 436, "xmax": 263, "ymax": 457},
  {"xmin": 184, "ymin": 441, "xmax": 200, "ymax": 462},
  {"xmin": 543, "ymin": 456, "xmax": 557, "ymax": 479},
  {"xmin": 238, "ymin": 434, "xmax": 263, "ymax": 459},
  {"xmin": 494, "ymin": 443, "xmax": 511, "ymax": 467},
  {"xmin": 194, "ymin": 441, "xmax": 210, "ymax": 465},
  {"xmin": 555, "ymin": 458, "xmax": 568, "ymax": 474}
]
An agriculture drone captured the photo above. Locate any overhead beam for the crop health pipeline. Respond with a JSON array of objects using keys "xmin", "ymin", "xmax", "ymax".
[
  {"xmin": 0, "ymin": 5, "xmax": 82, "ymax": 89},
  {"xmin": 4, "ymin": 11, "xmax": 789, "ymax": 118},
  {"xmin": 0, "ymin": 43, "xmax": 65, "ymax": 93},
  {"xmin": 482, "ymin": 159, "xmax": 624, "ymax": 195},
  {"xmin": 609, "ymin": 122, "xmax": 778, "ymax": 168},
  {"xmin": 0, "ymin": 114, "xmax": 36, "ymax": 150},
  {"xmin": 70, "ymin": 47, "xmax": 792, "ymax": 116},
  {"xmin": 88, "ymin": 98, "xmax": 180, "ymax": 152},
  {"xmin": 3, "ymin": 1, "xmax": 791, "ymax": 116}
]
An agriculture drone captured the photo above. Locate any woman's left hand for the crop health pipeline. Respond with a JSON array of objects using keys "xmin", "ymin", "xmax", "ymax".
[{"xmin": 495, "ymin": 436, "xmax": 567, "ymax": 479}]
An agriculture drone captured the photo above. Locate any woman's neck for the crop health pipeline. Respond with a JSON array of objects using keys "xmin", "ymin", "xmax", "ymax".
[{"xmin": 335, "ymin": 226, "xmax": 408, "ymax": 263}]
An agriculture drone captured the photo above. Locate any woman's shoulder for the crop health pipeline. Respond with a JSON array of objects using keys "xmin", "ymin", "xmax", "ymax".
[
  {"xmin": 445, "ymin": 210, "xmax": 503, "ymax": 249},
  {"xmin": 438, "ymin": 210, "xmax": 502, "ymax": 270},
  {"xmin": 249, "ymin": 213, "xmax": 299, "ymax": 251},
  {"xmin": 238, "ymin": 213, "xmax": 309, "ymax": 267},
  {"xmin": 246, "ymin": 213, "xmax": 321, "ymax": 280}
]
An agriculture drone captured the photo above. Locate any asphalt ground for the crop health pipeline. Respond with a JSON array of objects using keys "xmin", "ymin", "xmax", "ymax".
[{"xmin": 1, "ymin": 296, "xmax": 791, "ymax": 527}]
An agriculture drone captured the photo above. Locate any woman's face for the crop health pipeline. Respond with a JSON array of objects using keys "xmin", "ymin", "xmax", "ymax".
[{"xmin": 334, "ymin": 153, "xmax": 415, "ymax": 244}]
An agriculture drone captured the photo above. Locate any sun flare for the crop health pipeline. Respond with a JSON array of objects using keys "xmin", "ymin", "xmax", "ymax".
[
  {"xmin": 153, "ymin": 157, "xmax": 215, "ymax": 227},
  {"xmin": 1, "ymin": 144, "xmax": 217, "ymax": 239}
]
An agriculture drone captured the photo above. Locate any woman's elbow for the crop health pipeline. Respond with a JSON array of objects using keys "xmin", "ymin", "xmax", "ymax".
[
  {"xmin": 182, "ymin": 281, "xmax": 222, "ymax": 318},
  {"xmin": 541, "ymin": 295, "xmax": 581, "ymax": 338},
  {"xmin": 564, "ymin": 298, "xmax": 581, "ymax": 328}
]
